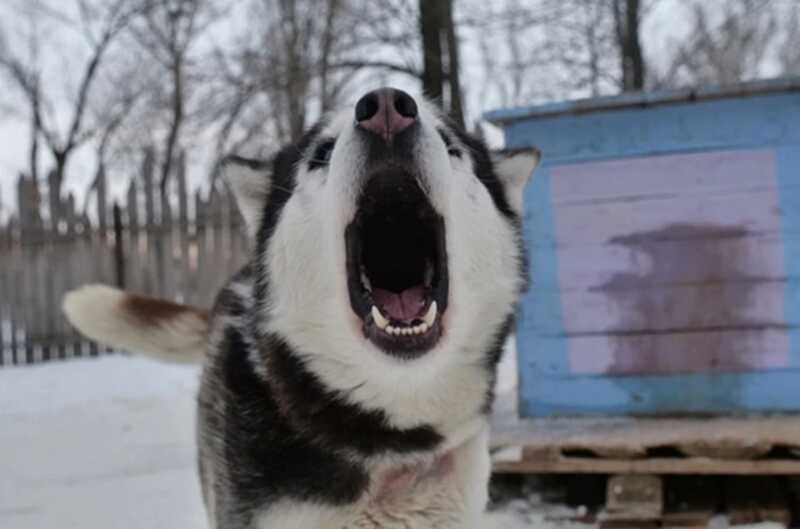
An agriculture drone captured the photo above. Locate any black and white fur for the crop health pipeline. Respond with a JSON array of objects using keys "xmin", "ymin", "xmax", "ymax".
[{"xmin": 63, "ymin": 89, "xmax": 539, "ymax": 528}]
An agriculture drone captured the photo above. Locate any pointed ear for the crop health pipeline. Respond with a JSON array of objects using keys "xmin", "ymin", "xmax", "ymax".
[
  {"xmin": 492, "ymin": 147, "xmax": 541, "ymax": 215},
  {"xmin": 221, "ymin": 155, "xmax": 271, "ymax": 236}
]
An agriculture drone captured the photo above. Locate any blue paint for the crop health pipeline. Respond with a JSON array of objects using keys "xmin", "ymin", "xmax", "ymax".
[
  {"xmin": 515, "ymin": 165, "xmax": 568, "ymax": 412},
  {"xmin": 492, "ymin": 86, "xmax": 800, "ymax": 417},
  {"xmin": 501, "ymin": 94, "xmax": 800, "ymax": 165},
  {"xmin": 777, "ymin": 146, "xmax": 800, "ymax": 367},
  {"xmin": 524, "ymin": 370, "xmax": 800, "ymax": 417}
]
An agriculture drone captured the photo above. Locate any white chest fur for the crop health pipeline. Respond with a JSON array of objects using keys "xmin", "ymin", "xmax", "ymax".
[{"xmin": 254, "ymin": 426, "xmax": 491, "ymax": 529}]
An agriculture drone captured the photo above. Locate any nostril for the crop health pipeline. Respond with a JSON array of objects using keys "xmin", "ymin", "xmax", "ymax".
[
  {"xmin": 355, "ymin": 93, "xmax": 380, "ymax": 122},
  {"xmin": 394, "ymin": 90, "xmax": 418, "ymax": 119},
  {"xmin": 355, "ymin": 87, "xmax": 416, "ymax": 140}
]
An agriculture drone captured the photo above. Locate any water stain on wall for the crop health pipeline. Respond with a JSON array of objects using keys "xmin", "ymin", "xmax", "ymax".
[{"xmin": 593, "ymin": 222, "xmax": 782, "ymax": 375}]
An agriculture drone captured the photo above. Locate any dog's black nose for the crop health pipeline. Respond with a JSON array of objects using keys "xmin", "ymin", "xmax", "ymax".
[{"xmin": 355, "ymin": 88, "xmax": 417, "ymax": 142}]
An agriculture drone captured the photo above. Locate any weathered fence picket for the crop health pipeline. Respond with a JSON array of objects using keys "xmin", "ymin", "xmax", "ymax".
[{"xmin": 0, "ymin": 151, "xmax": 249, "ymax": 366}]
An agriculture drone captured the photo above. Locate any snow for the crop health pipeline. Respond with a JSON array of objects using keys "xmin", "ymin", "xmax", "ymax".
[
  {"xmin": 0, "ymin": 356, "xmax": 204, "ymax": 529},
  {"xmin": 0, "ymin": 354, "xmax": 789, "ymax": 529}
]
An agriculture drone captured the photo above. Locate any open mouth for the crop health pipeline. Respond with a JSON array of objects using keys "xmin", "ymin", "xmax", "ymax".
[{"xmin": 346, "ymin": 167, "xmax": 448, "ymax": 358}]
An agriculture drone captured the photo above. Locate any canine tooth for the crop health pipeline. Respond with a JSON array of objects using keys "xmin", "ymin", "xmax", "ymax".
[
  {"xmin": 361, "ymin": 270, "xmax": 372, "ymax": 291},
  {"xmin": 422, "ymin": 301, "xmax": 437, "ymax": 326},
  {"xmin": 420, "ymin": 322, "xmax": 429, "ymax": 333},
  {"xmin": 424, "ymin": 261, "xmax": 434, "ymax": 286},
  {"xmin": 371, "ymin": 306, "xmax": 389, "ymax": 329}
]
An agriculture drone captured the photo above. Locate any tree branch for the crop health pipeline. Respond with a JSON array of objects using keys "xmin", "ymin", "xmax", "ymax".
[{"xmin": 329, "ymin": 59, "xmax": 421, "ymax": 78}]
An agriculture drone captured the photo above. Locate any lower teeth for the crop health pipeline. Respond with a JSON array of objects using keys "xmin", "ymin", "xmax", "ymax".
[{"xmin": 385, "ymin": 322, "xmax": 429, "ymax": 336}]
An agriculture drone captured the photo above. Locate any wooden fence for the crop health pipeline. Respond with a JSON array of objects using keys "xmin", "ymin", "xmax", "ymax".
[{"xmin": 0, "ymin": 150, "xmax": 249, "ymax": 366}]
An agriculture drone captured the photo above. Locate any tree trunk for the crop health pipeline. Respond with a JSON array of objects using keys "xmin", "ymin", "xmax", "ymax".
[
  {"xmin": 319, "ymin": 0, "xmax": 341, "ymax": 113},
  {"xmin": 29, "ymin": 95, "xmax": 39, "ymax": 184},
  {"xmin": 419, "ymin": 0, "xmax": 444, "ymax": 101},
  {"xmin": 160, "ymin": 57, "xmax": 183, "ymax": 192},
  {"xmin": 40, "ymin": 141, "xmax": 68, "ymax": 227},
  {"xmin": 420, "ymin": 0, "xmax": 464, "ymax": 124},
  {"xmin": 48, "ymin": 160, "xmax": 65, "ymax": 227},
  {"xmin": 614, "ymin": 0, "xmax": 646, "ymax": 91},
  {"xmin": 281, "ymin": 0, "xmax": 307, "ymax": 141},
  {"xmin": 443, "ymin": 0, "xmax": 464, "ymax": 127}
]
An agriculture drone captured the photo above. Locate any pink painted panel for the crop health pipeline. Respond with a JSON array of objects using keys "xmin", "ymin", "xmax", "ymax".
[
  {"xmin": 550, "ymin": 149, "xmax": 777, "ymax": 202},
  {"xmin": 564, "ymin": 330, "xmax": 789, "ymax": 375},
  {"xmin": 552, "ymin": 189, "xmax": 783, "ymax": 245},
  {"xmin": 553, "ymin": 237, "xmax": 787, "ymax": 290},
  {"xmin": 549, "ymin": 149, "xmax": 789, "ymax": 375},
  {"xmin": 560, "ymin": 282, "xmax": 793, "ymax": 333}
]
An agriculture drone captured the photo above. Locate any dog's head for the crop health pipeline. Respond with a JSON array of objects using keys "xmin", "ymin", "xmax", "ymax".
[{"xmin": 223, "ymin": 88, "xmax": 539, "ymax": 430}]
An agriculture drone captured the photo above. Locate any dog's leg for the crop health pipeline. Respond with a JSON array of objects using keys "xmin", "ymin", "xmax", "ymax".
[
  {"xmin": 452, "ymin": 425, "xmax": 492, "ymax": 529},
  {"xmin": 251, "ymin": 500, "xmax": 353, "ymax": 529}
]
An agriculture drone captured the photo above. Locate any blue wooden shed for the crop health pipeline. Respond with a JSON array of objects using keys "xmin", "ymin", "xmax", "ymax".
[{"xmin": 486, "ymin": 78, "xmax": 800, "ymax": 419}]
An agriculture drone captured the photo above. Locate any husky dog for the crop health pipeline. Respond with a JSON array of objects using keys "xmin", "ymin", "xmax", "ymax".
[{"xmin": 63, "ymin": 88, "xmax": 539, "ymax": 528}]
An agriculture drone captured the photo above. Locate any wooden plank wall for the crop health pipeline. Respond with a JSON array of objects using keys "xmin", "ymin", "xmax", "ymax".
[
  {"xmin": 0, "ymin": 152, "xmax": 249, "ymax": 366},
  {"xmin": 503, "ymin": 91, "xmax": 800, "ymax": 416}
]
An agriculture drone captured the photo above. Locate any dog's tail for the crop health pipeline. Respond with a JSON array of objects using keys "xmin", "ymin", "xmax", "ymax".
[{"xmin": 62, "ymin": 284, "xmax": 209, "ymax": 364}]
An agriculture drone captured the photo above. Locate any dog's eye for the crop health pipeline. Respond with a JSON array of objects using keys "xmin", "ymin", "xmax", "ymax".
[
  {"xmin": 438, "ymin": 129, "xmax": 462, "ymax": 159},
  {"xmin": 309, "ymin": 139, "xmax": 336, "ymax": 170}
]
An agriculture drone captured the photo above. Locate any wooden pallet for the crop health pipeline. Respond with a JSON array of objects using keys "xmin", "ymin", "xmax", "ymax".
[
  {"xmin": 491, "ymin": 415, "xmax": 800, "ymax": 475},
  {"xmin": 597, "ymin": 476, "xmax": 792, "ymax": 528}
]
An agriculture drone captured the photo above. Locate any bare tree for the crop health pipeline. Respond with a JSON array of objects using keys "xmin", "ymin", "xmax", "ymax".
[
  {"xmin": 206, "ymin": 0, "xmax": 422, "ymax": 145},
  {"xmin": 0, "ymin": 0, "xmax": 141, "ymax": 220},
  {"xmin": 471, "ymin": 0, "xmax": 622, "ymax": 106},
  {"xmin": 613, "ymin": 0, "xmax": 646, "ymax": 91},
  {"xmin": 207, "ymin": 0, "xmax": 332, "ymax": 146},
  {"xmin": 419, "ymin": 0, "xmax": 464, "ymax": 125},
  {"xmin": 173, "ymin": 0, "xmax": 463, "ymax": 163},
  {"xmin": 330, "ymin": 0, "xmax": 421, "ymax": 80},
  {"xmin": 130, "ymin": 0, "xmax": 221, "ymax": 192},
  {"xmin": 549, "ymin": 0, "xmax": 620, "ymax": 96},
  {"xmin": 0, "ymin": 20, "xmax": 42, "ymax": 183},
  {"xmin": 658, "ymin": 0, "xmax": 777, "ymax": 87},
  {"xmin": 443, "ymin": 0, "xmax": 464, "ymax": 126},
  {"xmin": 198, "ymin": 0, "xmax": 370, "ymax": 184},
  {"xmin": 419, "ymin": 1, "xmax": 444, "ymax": 102},
  {"xmin": 318, "ymin": 0, "xmax": 342, "ymax": 114},
  {"xmin": 778, "ymin": 3, "xmax": 800, "ymax": 76},
  {"xmin": 81, "ymin": 53, "xmax": 151, "ymax": 213}
]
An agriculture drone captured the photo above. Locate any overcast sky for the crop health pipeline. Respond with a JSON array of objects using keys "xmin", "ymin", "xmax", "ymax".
[{"xmin": 0, "ymin": 0, "xmax": 790, "ymax": 219}]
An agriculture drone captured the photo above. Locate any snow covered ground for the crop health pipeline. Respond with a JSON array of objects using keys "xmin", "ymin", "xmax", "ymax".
[
  {"xmin": 0, "ymin": 355, "xmax": 535, "ymax": 529},
  {"xmin": 0, "ymin": 356, "xmax": 205, "ymax": 529},
  {"xmin": 0, "ymin": 355, "xmax": 789, "ymax": 529}
]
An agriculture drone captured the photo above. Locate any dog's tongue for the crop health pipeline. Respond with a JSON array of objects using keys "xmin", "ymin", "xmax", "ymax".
[{"xmin": 372, "ymin": 286, "xmax": 427, "ymax": 321}]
